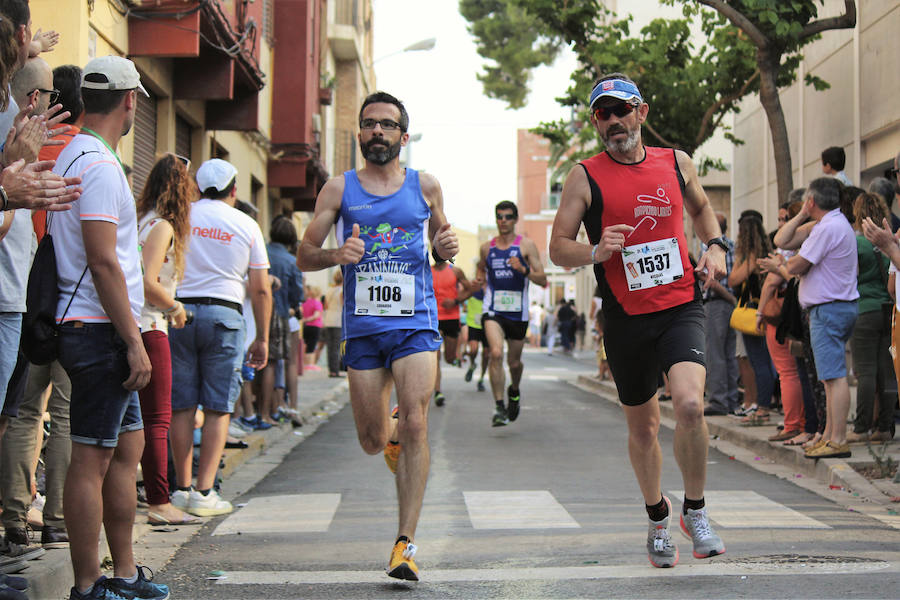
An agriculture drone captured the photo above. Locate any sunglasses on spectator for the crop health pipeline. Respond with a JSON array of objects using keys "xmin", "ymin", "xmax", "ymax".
[
  {"xmin": 890, "ymin": 167, "xmax": 900, "ymax": 178},
  {"xmin": 496, "ymin": 213, "xmax": 516, "ymax": 221},
  {"xmin": 592, "ymin": 102, "xmax": 637, "ymax": 121},
  {"xmin": 32, "ymin": 88, "xmax": 59, "ymax": 104},
  {"xmin": 360, "ymin": 118, "xmax": 403, "ymax": 131}
]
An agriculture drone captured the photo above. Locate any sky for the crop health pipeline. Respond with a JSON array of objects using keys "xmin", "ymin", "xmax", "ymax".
[
  {"xmin": 369, "ymin": 1, "xmax": 712, "ymax": 235},
  {"xmin": 371, "ymin": 0, "xmax": 577, "ymax": 234}
]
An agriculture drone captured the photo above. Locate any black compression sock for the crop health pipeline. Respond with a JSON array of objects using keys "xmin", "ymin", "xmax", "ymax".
[
  {"xmin": 197, "ymin": 488, "xmax": 212, "ymax": 496},
  {"xmin": 395, "ymin": 535, "xmax": 410, "ymax": 545},
  {"xmin": 646, "ymin": 496, "xmax": 668, "ymax": 522},
  {"xmin": 683, "ymin": 496, "xmax": 705, "ymax": 514},
  {"xmin": 176, "ymin": 485, "xmax": 191, "ymax": 492}
]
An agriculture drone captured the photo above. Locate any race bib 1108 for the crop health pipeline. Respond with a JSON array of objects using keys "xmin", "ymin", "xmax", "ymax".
[{"xmin": 354, "ymin": 271, "xmax": 415, "ymax": 316}]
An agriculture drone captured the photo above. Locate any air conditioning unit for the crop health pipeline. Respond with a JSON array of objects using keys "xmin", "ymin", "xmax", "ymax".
[{"xmin": 312, "ymin": 114, "xmax": 321, "ymax": 133}]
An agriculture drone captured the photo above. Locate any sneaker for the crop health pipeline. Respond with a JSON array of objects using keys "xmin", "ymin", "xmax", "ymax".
[
  {"xmin": 40, "ymin": 525, "xmax": 69, "ymax": 549},
  {"xmin": 0, "ymin": 574, "xmax": 27, "ymax": 592},
  {"xmin": 69, "ymin": 576, "xmax": 131, "ymax": 600},
  {"xmin": 186, "ymin": 489, "xmax": 233, "ymax": 517},
  {"xmin": 506, "ymin": 386, "xmax": 520, "ymax": 422},
  {"xmin": 104, "ymin": 566, "xmax": 169, "ymax": 600},
  {"xmin": 253, "ymin": 416, "xmax": 273, "ymax": 431},
  {"xmin": 465, "ymin": 364, "xmax": 475, "ymax": 382},
  {"xmin": 491, "ymin": 405, "xmax": 508, "ymax": 427},
  {"xmin": 434, "ymin": 391, "xmax": 445, "ymax": 407},
  {"xmin": 731, "ymin": 404, "xmax": 757, "ymax": 418},
  {"xmin": 679, "ymin": 506, "xmax": 725, "ymax": 558},
  {"xmin": 0, "ymin": 582, "xmax": 27, "ymax": 600},
  {"xmin": 234, "ymin": 417, "xmax": 256, "ymax": 433},
  {"xmin": 384, "ymin": 407, "xmax": 401, "ymax": 474},
  {"xmin": 227, "ymin": 423, "xmax": 248, "ymax": 439},
  {"xmin": 647, "ymin": 497, "xmax": 678, "ymax": 568},
  {"xmin": 386, "ymin": 539, "xmax": 419, "ymax": 581},
  {"xmin": 476, "ymin": 380, "xmax": 485, "ymax": 392},
  {"xmin": 170, "ymin": 489, "xmax": 191, "ymax": 511},
  {"xmin": 0, "ymin": 560, "xmax": 25, "ymax": 576},
  {"xmin": 0, "ymin": 537, "xmax": 45, "ymax": 563}
]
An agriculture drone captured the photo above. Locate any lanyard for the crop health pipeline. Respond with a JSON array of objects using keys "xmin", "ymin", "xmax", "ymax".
[{"xmin": 80, "ymin": 127, "xmax": 124, "ymax": 172}]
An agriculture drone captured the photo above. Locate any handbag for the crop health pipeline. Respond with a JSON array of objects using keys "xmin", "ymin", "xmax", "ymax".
[
  {"xmin": 760, "ymin": 289, "xmax": 785, "ymax": 326},
  {"xmin": 730, "ymin": 279, "xmax": 763, "ymax": 336},
  {"xmin": 775, "ymin": 277, "xmax": 804, "ymax": 344}
]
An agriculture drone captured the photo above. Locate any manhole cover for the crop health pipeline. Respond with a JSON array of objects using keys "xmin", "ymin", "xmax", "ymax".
[{"xmin": 722, "ymin": 554, "xmax": 889, "ymax": 573}]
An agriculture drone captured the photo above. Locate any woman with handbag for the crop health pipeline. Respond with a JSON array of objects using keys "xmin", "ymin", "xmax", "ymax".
[
  {"xmin": 756, "ymin": 202, "xmax": 808, "ymax": 442},
  {"xmin": 847, "ymin": 193, "xmax": 897, "ymax": 443},
  {"xmin": 728, "ymin": 211, "xmax": 776, "ymax": 425}
]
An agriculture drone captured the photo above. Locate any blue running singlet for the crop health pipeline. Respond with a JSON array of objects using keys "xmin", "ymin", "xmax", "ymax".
[
  {"xmin": 336, "ymin": 169, "xmax": 439, "ymax": 340},
  {"xmin": 483, "ymin": 235, "xmax": 529, "ymax": 322}
]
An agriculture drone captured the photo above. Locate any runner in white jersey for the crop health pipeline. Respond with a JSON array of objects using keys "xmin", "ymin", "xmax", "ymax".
[{"xmin": 298, "ymin": 92, "xmax": 458, "ymax": 582}]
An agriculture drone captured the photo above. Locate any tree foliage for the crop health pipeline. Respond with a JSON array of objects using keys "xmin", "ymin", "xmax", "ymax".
[{"xmin": 460, "ymin": 0, "xmax": 855, "ymax": 196}]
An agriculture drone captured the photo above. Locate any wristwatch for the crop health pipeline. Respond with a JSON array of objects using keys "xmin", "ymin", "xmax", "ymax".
[{"xmin": 706, "ymin": 237, "xmax": 729, "ymax": 252}]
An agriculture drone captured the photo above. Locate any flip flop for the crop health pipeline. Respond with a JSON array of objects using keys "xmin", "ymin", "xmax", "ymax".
[
  {"xmin": 740, "ymin": 412, "xmax": 770, "ymax": 426},
  {"xmin": 783, "ymin": 434, "xmax": 812, "ymax": 446},
  {"xmin": 148, "ymin": 511, "xmax": 202, "ymax": 526}
]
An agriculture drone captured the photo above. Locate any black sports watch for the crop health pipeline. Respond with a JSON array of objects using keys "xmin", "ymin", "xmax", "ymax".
[{"xmin": 706, "ymin": 237, "xmax": 729, "ymax": 252}]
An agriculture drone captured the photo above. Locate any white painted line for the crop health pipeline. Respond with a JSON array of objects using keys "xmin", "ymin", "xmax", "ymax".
[
  {"xmin": 217, "ymin": 560, "xmax": 895, "ymax": 585},
  {"xmin": 527, "ymin": 375, "xmax": 561, "ymax": 381},
  {"xmin": 463, "ymin": 490, "xmax": 580, "ymax": 529},
  {"xmin": 212, "ymin": 493, "xmax": 341, "ymax": 536},
  {"xmin": 669, "ymin": 490, "xmax": 831, "ymax": 529}
]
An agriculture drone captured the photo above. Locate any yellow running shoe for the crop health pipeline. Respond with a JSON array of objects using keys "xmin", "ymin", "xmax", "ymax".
[
  {"xmin": 387, "ymin": 539, "xmax": 419, "ymax": 581},
  {"xmin": 384, "ymin": 407, "xmax": 401, "ymax": 473}
]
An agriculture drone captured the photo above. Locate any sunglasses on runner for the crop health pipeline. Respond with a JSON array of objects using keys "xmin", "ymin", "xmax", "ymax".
[
  {"xmin": 592, "ymin": 102, "xmax": 638, "ymax": 121},
  {"xmin": 496, "ymin": 213, "xmax": 516, "ymax": 221}
]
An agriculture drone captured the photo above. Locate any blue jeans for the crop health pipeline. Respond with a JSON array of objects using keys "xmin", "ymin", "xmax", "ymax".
[
  {"xmin": 704, "ymin": 299, "xmax": 738, "ymax": 412},
  {"xmin": 742, "ymin": 332, "xmax": 776, "ymax": 409},
  {"xmin": 0, "ymin": 312, "xmax": 23, "ymax": 412},
  {"xmin": 169, "ymin": 303, "xmax": 245, "ymax": 413},
  {"xmin": 809, "ymin": 300, "xmax": 858, "ymax": 381}
]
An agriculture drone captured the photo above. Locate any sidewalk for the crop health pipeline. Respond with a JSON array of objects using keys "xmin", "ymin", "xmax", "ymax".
[
  {"xmin": 14, "ymin": 370, "xmax": 349, "ymax": 600},
  {"xmin": 574, "ymin": 374, "xmax": 900, "ymax": 531}
]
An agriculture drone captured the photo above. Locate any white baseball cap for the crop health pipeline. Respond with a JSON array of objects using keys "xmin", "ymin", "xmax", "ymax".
[
  {"xmin": 196, "ymin": 158, "xmax": 238, "ymax": 193},
  {"xmin": 81, "ymin": 55, "xmax": 149, "ymax": 97}
]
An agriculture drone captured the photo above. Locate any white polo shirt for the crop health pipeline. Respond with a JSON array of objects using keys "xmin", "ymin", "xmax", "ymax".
[
  {"xmin": 51, "ymin": 133, "xmax": 143, "ymax": 325},
  {"xmin": 176, "ymin": 199, "xmax": 269, "ymax": 304}
]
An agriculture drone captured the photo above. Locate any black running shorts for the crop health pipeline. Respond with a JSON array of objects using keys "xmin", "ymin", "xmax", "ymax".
[
  {"xmin": 468, "ymin": 326, "xmax": 485, "ymax": 344},
  {"xmin": 482, "ymin": 314, "xmax": 529, "ymax": 341},
  {"xmin": 438, "ymin": 318, "xmax": 461, "ymax": 338},
  {"xmin": 603, "ymin": 300, "xmax": 706, "ymax": 406}
]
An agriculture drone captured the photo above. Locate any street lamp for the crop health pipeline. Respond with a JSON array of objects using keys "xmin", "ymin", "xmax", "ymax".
[{"xmin": 371, "ymin": 37, "xmax": 436, "ymax": 66}]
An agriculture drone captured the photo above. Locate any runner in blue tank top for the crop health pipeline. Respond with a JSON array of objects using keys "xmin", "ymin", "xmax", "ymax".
[
  {"xmin": 477, "ymin": 201, "xmax": 546, "ymax": 427},
  {"xmin": 298, "ymin": 92, "xmax": 458, "ymax": 582}
]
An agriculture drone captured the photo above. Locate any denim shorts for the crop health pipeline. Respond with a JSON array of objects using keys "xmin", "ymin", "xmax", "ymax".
[
  {"xmin": 342, "ymin": 329, "xmax": 442, "ymax": 370},
  {"xmin": 809, "ymin": 300, "xmax": 858, "ymax": 381},
  {"xmin": 57, "ymin": 323, "xmax": 143, "ymax": 447},
  {"xmin": 168, "ymin": 303, "xmax": 244, "ymax": 413}
]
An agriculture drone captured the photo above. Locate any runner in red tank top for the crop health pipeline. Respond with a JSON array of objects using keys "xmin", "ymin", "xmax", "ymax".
[
  {"xmin": 431, "ymin": 260, "xmax": 473, "ymax": 407},
  {"xmin": 549, "ymin": 74, "xmax": 728, "ymax": 568}
]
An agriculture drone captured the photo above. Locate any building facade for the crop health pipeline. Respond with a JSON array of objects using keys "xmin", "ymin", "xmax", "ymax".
[{"xmin": 731, "ymin": 0, "xmax": 899, "ymax": 225}]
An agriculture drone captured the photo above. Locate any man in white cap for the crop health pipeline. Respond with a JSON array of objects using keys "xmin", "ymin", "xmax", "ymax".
[
  {"xmin": 550, "ymin": 73, "xmax": 727, "ymax": 569},
  {"xmin": 168, "ymin": 158, "xmax": 271, "ymax": 520},
  {"xmin": 51, "ymin": 55, "xmax": 169, "ymax": 600}
]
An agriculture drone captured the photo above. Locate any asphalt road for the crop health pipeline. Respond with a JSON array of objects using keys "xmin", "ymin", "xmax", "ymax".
[{"xmin": 160, "ymin": 349, "xmax": 900, "ymax": 599}]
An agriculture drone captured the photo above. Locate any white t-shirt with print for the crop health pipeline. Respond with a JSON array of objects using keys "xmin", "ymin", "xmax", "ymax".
[
  {"xmin": 176, "ymin": 199, "xmax": 269, "ymax": 304},
  {"xmin": 52, "ymin": 133, "xmax": 143, "ymax": 325}
]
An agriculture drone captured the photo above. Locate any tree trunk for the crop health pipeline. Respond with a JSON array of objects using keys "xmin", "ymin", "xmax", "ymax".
[{"xmin": 756, "ymin": 49, "xmax": 794, "ymax": 207}]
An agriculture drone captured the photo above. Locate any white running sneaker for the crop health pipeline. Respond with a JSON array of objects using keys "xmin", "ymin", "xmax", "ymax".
[
  {"xmin": 187, "ymin": 489, "xmax": 233, "ymax": 517},
  {"xmin": 170, "ymin": 489, "xmax": 191, "ymax": 511},
  {"xmin": 646, "ymin": 496, "xmax": 678, "ymax": 568},
  {"xmin": 680, "ymin": 506, "xmax": 726, "ymax": 558}
]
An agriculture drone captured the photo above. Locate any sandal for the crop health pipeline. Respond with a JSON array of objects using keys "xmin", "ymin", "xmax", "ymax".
[
  {"xmin": 783, "ymin": 432, "xmax": 813, "ymax": 446},
  {"xmin": 740, "ymin": 411, "xmax": 770, "ymax": 426}
]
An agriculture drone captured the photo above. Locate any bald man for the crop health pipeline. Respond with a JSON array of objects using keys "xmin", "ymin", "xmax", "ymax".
[{"xmin": 10, "ymin": 56, "xmax": 54, "ymax": 117}]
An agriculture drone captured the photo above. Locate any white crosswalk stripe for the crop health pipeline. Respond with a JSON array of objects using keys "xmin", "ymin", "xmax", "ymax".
[
  {"xmin": 463, "ymin": 490, "xmax": 580, "ymax": 529},
  {"xmin": 669, "ymin": 490, "xmax": 831, "ymax": 529},
  {"xmin": 212, "ymin": 493, "xmax": 341, "ymax": 536}
]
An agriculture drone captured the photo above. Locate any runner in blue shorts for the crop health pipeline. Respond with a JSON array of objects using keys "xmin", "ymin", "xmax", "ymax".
[{"xmin": 298, "ymin": 92, "xmax": 458, "ymax": 582}]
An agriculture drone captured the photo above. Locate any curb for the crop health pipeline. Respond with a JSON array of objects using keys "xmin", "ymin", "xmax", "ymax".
[
  {"xmin": 574, "ymin": 375, "xmax": 900, "ymax": 525},
  {"xmin": 21, "ymin": 379, "xmax": 350, "ymax": 600}
]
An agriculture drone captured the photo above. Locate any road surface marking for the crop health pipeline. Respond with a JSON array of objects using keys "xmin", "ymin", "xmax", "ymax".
[
  {"xmin": 216, "ymin": 560, "xmax": 894, "ymax": 585},
  {"xmin": 670, "ymin": 490, "xmax": 831, "ymax": 529},
  {"xmin": 463, "ymin": 490, "xmax": 580, "ymax": 529},
  {"xmin": 212, "ymin": 493, "xmax": 341, "ymax": 535}
]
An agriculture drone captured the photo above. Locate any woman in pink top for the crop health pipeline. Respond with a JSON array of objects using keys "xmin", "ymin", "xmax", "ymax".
[{"xmin": 302, "ymin": 287, "xmax": 324, "ymax": 370}]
